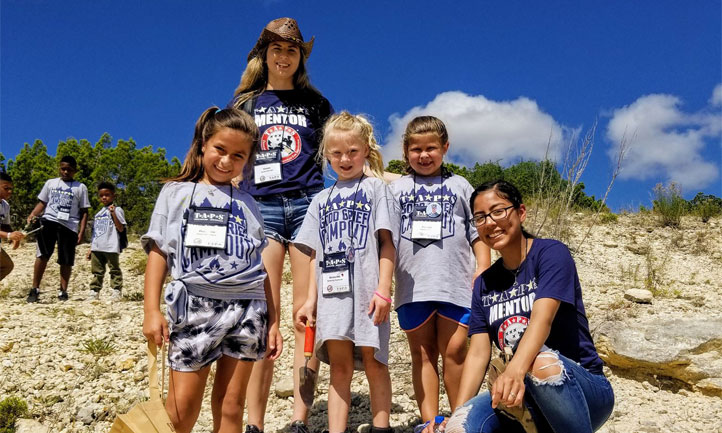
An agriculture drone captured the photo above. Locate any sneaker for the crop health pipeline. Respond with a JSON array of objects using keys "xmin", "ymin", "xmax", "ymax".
[
  {"xmin": 289, "ymin": 421, "xmax": 308, "ymax": 433},
  {"xmin": 57, "ymin": 290, "xmax": 69, "ymax": 301},
  {"xmin": 109, "ymin": 289, "xmax": 122, "ymax": 301},
  {"xmin": 26, "ymin": 288, "xmax": 39, "ymax": 303},
  {"xmin": 87, "ymin": 290, "xmax": 99, "ymax": 301},
  {"xmin": 245, "ymin": 425, "xmax": 263, "ymax": 433}
]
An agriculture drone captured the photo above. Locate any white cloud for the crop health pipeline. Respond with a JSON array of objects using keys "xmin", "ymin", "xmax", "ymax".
[
  {"xmin": 381, "ymin": 91, "xmax": 567, "ymax": 166},
  {"xmin": 711, "ymin": 83, "xmax": 722, "ymax": 106},
  {"xmin": 606, "ymin": 91, "xmax": 721, "ymax": 191}
]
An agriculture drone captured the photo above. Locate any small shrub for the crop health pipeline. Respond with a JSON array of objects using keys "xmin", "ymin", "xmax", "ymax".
[
  {"xmin": 652, "ymin": 183, "xmax": 686, "ymax": 228},
  {"xmin": 80, "ymin": 337, "xmax": 117, "ymax": 358},
  {"xmin": 598, "ymin": 212, "xmax": 618, "ymax": 224},
  {"xmin": 695, "ymin": 198, "xmax": 722, "ymax": 223},
  {"xmin": 123, "ymin": 291, "xmax": 144, "ymax": 302},
  {"xmin": 0, "ymin": 396, "xmax": 29, "ymax": 433}
]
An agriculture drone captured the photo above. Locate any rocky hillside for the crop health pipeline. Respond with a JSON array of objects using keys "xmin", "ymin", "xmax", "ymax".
[{"xmin": 1, "ymin": 213, "xmax": 721, "ymax": 433}]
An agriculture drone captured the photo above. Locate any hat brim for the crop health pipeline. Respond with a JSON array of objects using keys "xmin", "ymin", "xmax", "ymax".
[{"xmin": 247, "ymin": 30, "xmax": 314, "ymax": 62}]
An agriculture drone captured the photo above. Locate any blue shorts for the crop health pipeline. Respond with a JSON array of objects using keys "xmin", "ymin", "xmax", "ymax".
[
  {"xmin": 396, "ymin": 301, "xmax": 471, "ymax": 332},
  {"xmin": 254, "ymin": 187, "xmax": 322, "ymax": 245}
]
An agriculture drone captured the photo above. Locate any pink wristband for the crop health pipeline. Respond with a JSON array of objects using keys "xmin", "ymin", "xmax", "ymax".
[{"xmin": 374, "ymin": 291, "xmax": 392, "ymax": 304}]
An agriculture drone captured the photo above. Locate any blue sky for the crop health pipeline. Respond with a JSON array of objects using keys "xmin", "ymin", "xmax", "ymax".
[{"xmin": 1, "ymin": 0, "xmax": 720, "ymax": 210}]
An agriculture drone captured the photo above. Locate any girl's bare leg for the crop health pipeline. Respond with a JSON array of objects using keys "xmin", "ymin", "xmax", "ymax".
[
  {"xmin": 327, "ymin": 340, "xmax": 354, "ymax": 432},
  {"xmin": 406, "ymin": 317, "xmax": 440, "ymax": 421},
  {"xmin": 361, "ymin": 347, "xmax": 391, "ymax": 428},
  {"xmin": 246, "ymin": 239, "xmax": 284, "ymax": 430},
  {"xmin": 166, "ymin": 367, "xmax": 211, "ymax": 433},
  {"xmin": 211, "ymin": 355, "xmax": 255, "ymax": 433},
  {"xmin": 436, "ymin": 316, "xmax": 469, "ymax": 411}
]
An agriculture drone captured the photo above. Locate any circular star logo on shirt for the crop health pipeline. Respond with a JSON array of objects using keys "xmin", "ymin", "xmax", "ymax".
[{"xmin": 261, "ymin": 125, "xmax": 302, "ymax": 163}]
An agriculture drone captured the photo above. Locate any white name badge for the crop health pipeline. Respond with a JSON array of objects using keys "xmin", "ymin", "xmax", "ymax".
[
  {"xmin": 184, "ymin": 224, "xmax": 227, "ymax": 249},
  {"xmin": 411, "ymin": 220, "xmax": 442, "ymax": 240},
  {"xmin": 321, "ymin": 269, "xmax": 351, "ymax": 295},
  {"xmin": 254, "ymin": 163, "xmax": 282, "ymax": 184},
  {"xmin": 57, "ymin": 211, "xmax": 70, "ymax": 221}
]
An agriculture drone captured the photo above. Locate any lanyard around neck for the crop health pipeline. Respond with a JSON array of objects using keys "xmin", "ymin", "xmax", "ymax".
[{"xmin": 323, "ymin": 174, "xmax": 365, "ymax": 253}]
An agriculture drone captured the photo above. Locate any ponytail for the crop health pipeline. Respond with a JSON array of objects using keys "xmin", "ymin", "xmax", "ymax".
[{"xmin": 167, "ymin": 106, "xmax": 259, "ymax": 183}]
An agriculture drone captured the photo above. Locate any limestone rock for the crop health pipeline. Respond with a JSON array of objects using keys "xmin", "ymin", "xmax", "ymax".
[
  {"xmin": 77, "ymin": 406, "xmax": 95, "ymax": 424},
  {"xmin": 624, "ymin": 289, "xmax": 654, "ymax": 304},
  {"xmin": 274, "ymin": 376, "xmax": 294, "ymax": 398},
  {"xmin": 596, "ymin": 318, "xmax": 722, "ymax": 389},
  {"xmin": 15, "ymin": 419, "xmax": 50, "ymax": 433}
]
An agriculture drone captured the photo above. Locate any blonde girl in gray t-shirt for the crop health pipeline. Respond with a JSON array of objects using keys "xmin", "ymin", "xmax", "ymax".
[
  {"xmin": 295, "ymin": 112, "xmax": 399, "ymax": 433},
  {"xmin": 141, "ymin": 107, "xmax": 282, "ymax": 433},
  {"xmin": 390, "ymin": 116, "xmax": 491, "ymax": 425}
]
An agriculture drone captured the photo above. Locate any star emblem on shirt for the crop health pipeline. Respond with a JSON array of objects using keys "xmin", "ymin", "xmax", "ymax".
[
  {"xmin": 234, "ymin": 215, "xmax": 243, "ymax": 224},
  {"xmin": 257, "ymin": 107, "xmax": 267, "ymax": 113},
  {"xmin": 277, "ymin": 106, "xmax": 287, "ymax": 113},
  {"xmin": 509, "ymin": 286, "xmax": 519, "ymax": 297},
  {"xmin": 230, "ymin": 261, "xmax": 238, "ymax": 270},
  {"xmin": 491, "ymin": 293, "xmax": 499, "ymax": 303}
]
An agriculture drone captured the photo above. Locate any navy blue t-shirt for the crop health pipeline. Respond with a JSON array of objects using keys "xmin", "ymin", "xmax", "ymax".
[
  {"xmin": 469, "ymin": 238, "xmax": 604, "ymax": 374},
  {"xmin": 235, "ymin": 89, "xmax": 333, "ymax": 196}
]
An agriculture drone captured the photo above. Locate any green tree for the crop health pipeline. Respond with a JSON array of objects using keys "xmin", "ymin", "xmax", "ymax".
[
  {"xmin": 6, "ymin": 140, "xmax": 56, "ymax": 222},
  {"xmin": 385, "ymin": 159, "xmax": 407, "ymax": 175}
]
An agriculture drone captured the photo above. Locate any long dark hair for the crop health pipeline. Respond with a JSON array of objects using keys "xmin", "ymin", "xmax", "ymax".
[{"xmin": 470, "ymin": 179, "xmax": 535, "ymax": 239}]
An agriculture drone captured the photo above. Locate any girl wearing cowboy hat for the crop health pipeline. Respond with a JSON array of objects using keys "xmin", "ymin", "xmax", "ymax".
[{"xmin": 230, "ymin": 17, "xmax": 333, "ymax": 433}]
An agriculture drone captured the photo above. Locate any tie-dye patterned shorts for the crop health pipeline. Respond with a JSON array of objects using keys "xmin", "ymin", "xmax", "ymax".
[{"xmin": 165, "ymin": 287, "xmax": 268, "ymax": 372}]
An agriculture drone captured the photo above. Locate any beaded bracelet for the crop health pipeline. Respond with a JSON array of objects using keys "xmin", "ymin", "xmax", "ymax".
[{"xmin": 374, "ymin": 291, "xmax": 392, "ymax": 304}]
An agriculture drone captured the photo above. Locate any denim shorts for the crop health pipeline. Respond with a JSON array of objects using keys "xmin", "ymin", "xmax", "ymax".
[
  {"xmin": 254, "ymin": 187, "xmax": 322, "ymax": 244},
  {"xmin": 396, "ymin": 301, "xmax": 471, "ymax": 331}
]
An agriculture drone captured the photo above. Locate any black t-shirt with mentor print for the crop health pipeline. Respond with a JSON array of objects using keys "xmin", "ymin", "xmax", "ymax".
[
  {"xmin": 235, "ymin": 89, "xmax": 333, "ymax": 196},
  {"xmin": 469, "ymin": 238, "xmax": 604, "ymax": 374}
]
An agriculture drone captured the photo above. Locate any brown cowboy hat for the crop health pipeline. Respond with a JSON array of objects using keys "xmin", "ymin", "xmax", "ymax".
[{"xmin": 247, "ymin": 17, "xmax": 315, "ymax": 62}]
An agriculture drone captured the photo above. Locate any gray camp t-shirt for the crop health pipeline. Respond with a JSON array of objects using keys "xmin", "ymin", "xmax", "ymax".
[
  {"xmin": 295, "ymin": 176, "xmax": 400, "ymax": 369},
  {"xmin": 90, "ymin": 206, "xmax": 126, "ymax": 253},
  {"xmin": 141, "ymin": 182, "xmax": 267, "ymax": 300},
  {"xmin": 0, "ymin": 200, "xmax": 10, "ymax": 248},
  {"xmin": 390, "ymin": 173, "xmax": 479, "ymax": 309},
  {"xmin": 37, "ymin": 178, "xmax": 90, "ymax": 233}
]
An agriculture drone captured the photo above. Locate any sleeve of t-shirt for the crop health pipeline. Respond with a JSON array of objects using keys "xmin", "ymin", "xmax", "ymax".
[
  {"xmin": 533, "ymin": 241, "xmax": 577, "ymax": 305},
  {"xmin": 373, "ymin": 181, "xmax": 400, "ymax": 246},
  {"xmin": 141, "ymin": 184, "xmax": 171, "ymax": 256},
  {"xmin": 114, "ymin": 207, "xmax": 127, "ymax": 226},
  {"xmin": 37, "ymin": 179, "xmax": 52, "ymax": 203},
  {"xmin": 468, "ymin": 275, "xmax": 489, "ymax": 336},
  {"xmin": 78, "ymin": 183, "xmax": 90, "ymax": 209},
  {"xmin": 459, "ymin": 177, "xmax": 479, "ymax": 244},
  {"xmin": 293, "ymin": 193, "xmax": 321, "ymax": 254}
]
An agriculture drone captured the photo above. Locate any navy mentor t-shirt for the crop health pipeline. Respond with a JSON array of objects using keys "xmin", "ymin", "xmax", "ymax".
[
  {"xmin": 469, "ymin": 238, "xmax": 604, "ymax": 374},
  {"xmin": 237, "ymin": 89, "xmax": 333, "ymax": 196}
]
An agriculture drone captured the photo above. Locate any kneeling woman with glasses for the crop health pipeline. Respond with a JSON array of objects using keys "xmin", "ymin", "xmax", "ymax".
[{"xmin": 436, "ymin": 180, "xmax": 614, "ymax": 433}]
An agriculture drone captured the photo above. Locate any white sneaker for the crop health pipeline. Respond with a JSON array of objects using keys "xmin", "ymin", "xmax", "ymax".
[
  {"xmin": 109, "ymin": 290, "xmax": 122, "ymax": 301},
  {"xmin": 87, "ymin": 290, "xmax": 99, "ymax": 301}
]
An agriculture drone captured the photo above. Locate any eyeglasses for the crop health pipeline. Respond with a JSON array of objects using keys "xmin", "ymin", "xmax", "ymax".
[{"xmin": 470, "ymin": 205, "xmax": 516, "ymax": 227}]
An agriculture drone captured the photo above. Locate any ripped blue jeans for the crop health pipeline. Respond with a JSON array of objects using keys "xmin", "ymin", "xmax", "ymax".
[{"xmin": 446, "ymin": 352, "xmax": 614, "ymax": 433}]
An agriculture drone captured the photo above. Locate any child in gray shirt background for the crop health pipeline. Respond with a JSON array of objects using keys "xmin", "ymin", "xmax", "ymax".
[{"xmin": 86, "ymin": 181, "xmax": 126, "ymax": 301}]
